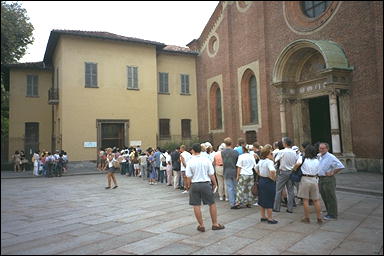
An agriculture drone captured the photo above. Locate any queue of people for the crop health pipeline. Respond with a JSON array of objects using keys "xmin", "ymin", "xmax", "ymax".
[
  {"xmin": 11, "ymin": 149, "xmax": 68, "ymax": 177},
  {"xmin": 99, "ymin": 136, "xmax": 344, "ymax": 230}
]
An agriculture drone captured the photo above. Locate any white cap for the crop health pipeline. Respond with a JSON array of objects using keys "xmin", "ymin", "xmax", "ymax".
[
  {"xmin": 292, "ymin": 146, "xmax": 299, "ymax": 152},
  {"xmin": 205, "ymin": 142, "xmax": 212, "ymax": 148}
]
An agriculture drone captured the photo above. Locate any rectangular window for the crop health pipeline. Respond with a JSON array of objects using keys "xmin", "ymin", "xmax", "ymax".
[
  {"xmin": 159, "ymin": 72, "xmax": 169, "ymax": 93},
  {"xmin": 26, "ymin": 75, "xmax": 38, "ymax": 96},
  {"xmin": 127, "ymin": 66, "xmax": 138, "ymax": 89},
  {"xmin": 181, "ymin": 119, "xmax": 191, "ymax": 139},
  {"xmin": 159, "ymin": 119, "xmax": 170, "ymax": 139},
  {"xmin": 180, "ymin": 74, "xmax": 190, "ymax": 94},
  {"xmin": 85, "ymin": 62, "xmax": 98, "ymax": 87}
]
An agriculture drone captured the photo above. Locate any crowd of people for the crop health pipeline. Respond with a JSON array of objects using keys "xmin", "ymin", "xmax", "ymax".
[
  {"xmin": 98, "ymin": 136, "xmax": 345, "ymax": 229},
  {"xmin": 11, "ymin": 149, "xmax": 69, "ymax": 177}
]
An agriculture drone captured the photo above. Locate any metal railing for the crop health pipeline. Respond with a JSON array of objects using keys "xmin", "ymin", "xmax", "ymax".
[{"xmin": 48, "ymin": 88, "xmax": 59, "ymax": 104}]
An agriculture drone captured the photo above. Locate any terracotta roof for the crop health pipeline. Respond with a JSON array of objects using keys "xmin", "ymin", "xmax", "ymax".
[
  {"xmin": 43, "ymin": 30, "xmax": 166, "ymax": 64},
  {"xmin": 160, "ymin": 45, "xmax": 198, "ymax": 55}
]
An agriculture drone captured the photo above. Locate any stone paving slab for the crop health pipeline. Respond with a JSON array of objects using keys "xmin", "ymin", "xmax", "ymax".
[{"xmin": 1, "ymin": 175, "xmax": 383, "ymax": 255}]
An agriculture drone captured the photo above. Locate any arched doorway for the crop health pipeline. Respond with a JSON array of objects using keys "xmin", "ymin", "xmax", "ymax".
[{"xmin": 272, "ymin": 39, "xmax": 355, "ymax": 171}]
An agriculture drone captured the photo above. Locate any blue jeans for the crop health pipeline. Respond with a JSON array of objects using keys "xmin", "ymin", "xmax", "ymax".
[
  {"xmin": 155, "ymin": 167, "xmax": 160, "ymax": 181},
  {"xmin": 225, "ymin": 177, "xmax": 238, "ymax": 207},
  {"xmin": 159, "ymin": 170, "xmax": 165, "ymax": 183}
]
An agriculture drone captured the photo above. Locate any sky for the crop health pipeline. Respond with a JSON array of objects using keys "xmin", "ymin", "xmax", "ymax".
[{"xmin": 17, "ymin": 1, "xmax": 219, "ymax": 63}]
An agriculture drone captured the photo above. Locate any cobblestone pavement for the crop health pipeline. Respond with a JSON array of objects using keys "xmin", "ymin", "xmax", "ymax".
[{"xmin": 1, "ymin": 174, "xmax": 383, "ymax": 255}]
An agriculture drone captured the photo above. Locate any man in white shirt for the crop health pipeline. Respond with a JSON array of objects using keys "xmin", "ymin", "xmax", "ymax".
[
  {"xmin": 180, "ymin": 145, "xmax": 192, "ymax": 194},
  {"xmin": 186, "ymin": 143, "xmax": 225, "ymax": 232},
  {"xmin": 273, "ymin": 137, "xmax": 298, "ymax": 213}
]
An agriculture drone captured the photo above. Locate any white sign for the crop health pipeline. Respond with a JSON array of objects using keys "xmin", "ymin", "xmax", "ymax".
[
  {"xmin": 84, "ymin": 142, "xmax": 97, "ymax": 148},
  {"xmin": 130, "ymin": 140, "xmax": 142, "ymax": 146}
]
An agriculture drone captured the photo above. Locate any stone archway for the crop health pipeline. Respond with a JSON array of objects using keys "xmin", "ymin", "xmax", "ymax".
[{"xmin": 272, "ymin": 39, "xmax": 356, "ymax": 171}]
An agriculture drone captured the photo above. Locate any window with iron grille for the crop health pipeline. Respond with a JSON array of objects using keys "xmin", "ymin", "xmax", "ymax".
[
  {"xmin": 181, "ymin": 119, "xmax": 191, "ymax": 138},
  {"xmin": 26, "ymin": 75, "xmax": 38, "ymax": 96},
  {"xmin": 300, "ymin": 1, "xmax": 330, "ymax": 18},
  {"xmin": 85, "ymin": 62, "xmax": 98, "ymax": 87},
  {"xmin": 159, "ymin": 72, "xmax": 169, "ymax": 93},
  {"xmin": 159, "ymin": 119, "xmax": 170, "ymax": 139},
  {"xmin": 127, "ymin": 66, "xmax": 138, "ymax": 89},
  {"xmin": 180, "ymin": 74, "xmax": 190, "ymax": 94}
]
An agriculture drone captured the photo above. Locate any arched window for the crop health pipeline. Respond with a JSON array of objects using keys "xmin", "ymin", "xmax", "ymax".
[
  {"xmin": 249, "ymin": 75, "xmax": 258, "ymax": 124},
  {"xmin": 241, "ymin": 70, "xmax": 259, "ymax": 125},
  {"xmin": 210, "ymin": 83, "xmax": 223, "ymax": 130},
  {"xmin": 216, "ymin": 87, "xmax": 222, "ymax": 129}
]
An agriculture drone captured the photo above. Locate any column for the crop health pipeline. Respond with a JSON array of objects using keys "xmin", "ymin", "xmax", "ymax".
[
  {"xmin": 279, "ymin": 98, "xmax": 287, "ymax": 137},
  {"xmin": 329, "ymin": 93, "xmax": 341, "ymax": 154}
]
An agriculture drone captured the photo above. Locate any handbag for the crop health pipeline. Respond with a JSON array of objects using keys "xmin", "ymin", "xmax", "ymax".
[
  {"xmin": 290, "ymin": 157, "xmax": 304, "ymax": 182},
  {"xmin": 251, "ymin": 182, "xmax": 258, "ymax": 196}
]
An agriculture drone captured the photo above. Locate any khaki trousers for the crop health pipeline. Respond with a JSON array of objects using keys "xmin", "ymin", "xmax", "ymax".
[{"xmin": 215, "ymin": 166, "xmax": 227, "ymax": 199}]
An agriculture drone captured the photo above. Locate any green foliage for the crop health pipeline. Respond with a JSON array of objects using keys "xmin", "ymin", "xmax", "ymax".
[
  {"xmin": 159, "ymin": 138, "xmax": 201, "ymax": 152},
  {"xmin": 1, "ymin": 84, "xmax": 9, "ymax": 135},
  {"xmin": 1, "ymin": 1, "xmax": 34, "ymax": 65},
  {"xmin": 1, "ymin": 1, "xmax": 34, "ymax": 136}
]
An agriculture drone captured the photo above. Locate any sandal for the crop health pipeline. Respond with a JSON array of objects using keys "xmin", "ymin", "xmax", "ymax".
[
  {"xmin": 212, "ymin": 224, "xmax": 225, "ymax": 230},
  {"xmin": 197, "ymin": 226, "xmax": 205, "ymax": 232}
]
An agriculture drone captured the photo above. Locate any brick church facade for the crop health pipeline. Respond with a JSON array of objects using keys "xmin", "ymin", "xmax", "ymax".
[{"xmin": 188, "ymin": 1, "xmax": 383, "ymax": 172}]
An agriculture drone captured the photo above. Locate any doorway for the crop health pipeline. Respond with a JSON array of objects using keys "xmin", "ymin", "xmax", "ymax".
[
  {"xmin": 308, "ymin": 96, "xmax": 332, "ymax": 152},
  {"xmin": 101, "ymin": 123, "xmax": 125, "ymax": 149},
  {"xmin": 25, "ymin": 122, "xmax": 39, "ymax": 160}
]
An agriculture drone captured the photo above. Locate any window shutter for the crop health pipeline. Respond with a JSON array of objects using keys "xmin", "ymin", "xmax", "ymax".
[
  {"xmin": 33, "ymin": 76, "xmax": 38, "ymax": 96},
  {"xmin": 92, "ymin": 63, "xmax": 97, "ymax": 87},
  {"xmin": 134, "ymin": 67, "xmax": 138, "ymax": 89},
  {"xmin": 85, "ymin": 63, "xmax": 91, "ymax": 87},
  {"xmin": 165, "ymin": 73, "xmax": 168, "ymax": 92},
  {"xmin": 27, "ymin": 75, "xmax": 32, "ymax": 96},
  {"xmin": 185, "ymin": 75, "xmax": 189, "ymax": 93}
]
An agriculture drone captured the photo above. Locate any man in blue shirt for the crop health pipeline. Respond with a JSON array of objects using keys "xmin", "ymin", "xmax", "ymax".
[
  {"xmin": 318, "ymin": 142, "xmax": 345, "ymax": 221},
  {"xmin": 234, "ymin": 138, "xmax": 246, "ymax": 156},
  {"xmin": 153, "ymin": 147, "xmax": 161, "ymax": 182}
]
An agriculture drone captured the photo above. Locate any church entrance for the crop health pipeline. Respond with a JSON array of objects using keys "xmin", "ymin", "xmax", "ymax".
[{"xmin": 308, "ymin": 96, "xmax": 332, "ymax": 152}]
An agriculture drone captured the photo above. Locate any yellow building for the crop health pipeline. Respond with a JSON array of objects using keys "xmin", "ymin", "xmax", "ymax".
[{"xmin": 7, "ymin": 30, "xmax": 198, "ymax": 161}]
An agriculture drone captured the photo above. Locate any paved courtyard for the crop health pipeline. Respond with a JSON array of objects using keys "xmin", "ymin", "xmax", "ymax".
[{"xmin": 1, "ymin": 174, "xmax": 383, "ymax": 255}]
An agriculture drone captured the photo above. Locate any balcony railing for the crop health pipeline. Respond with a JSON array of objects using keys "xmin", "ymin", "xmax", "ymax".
[{"xmin": 48, "ymin": 88, "xmax": 59, "ymax": 104}]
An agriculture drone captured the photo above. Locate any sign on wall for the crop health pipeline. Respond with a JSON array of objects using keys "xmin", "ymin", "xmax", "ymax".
[
  {"xmin": 84, "ymin": 142, "xmax": 97, "ymax": 148},
  {"xmin": 130, "ymin": 140, "xmax": 142, "ymax": 146}
]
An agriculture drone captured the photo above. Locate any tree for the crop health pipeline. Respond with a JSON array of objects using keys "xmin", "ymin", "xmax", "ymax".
[
  {"xmin": 1, "ymin": 1, "xmax": 34, "ymax": 137},
  {"xmin": 1, "ymin": 1, "xmax": 34, "ymax": 66}
]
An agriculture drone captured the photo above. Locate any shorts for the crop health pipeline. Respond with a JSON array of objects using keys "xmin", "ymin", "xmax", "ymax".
[
  {"xmin": 134, "ymin": 164, "xmax": 139, "ymax": 169},
  {"xmin": 107, "ymin": 167, "xmax": 117, "ymax": 173},
  {"xmin": 189, "ymin": 182, "xmax": 215, "ymax": 206},
  {"xmin": 298, "ymin": 177, "xmax": 320, "ymax": 200}
]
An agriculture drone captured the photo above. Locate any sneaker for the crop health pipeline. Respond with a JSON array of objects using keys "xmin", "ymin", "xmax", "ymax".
[
  {"xmin": 253, "ymin": 202, "xmax": 259, "ymax": 206},
  {"xmin": 112, "ymin": 185, "xmax": 118, "ymax": 189},
  {"xmin": 182, "ymin": 190, "xmax": 188, "ymax": 194},
  {"xmin": 272, "ymin": 209, "xmax": 280, "ymax": 212},
  {"xmin": 105, "ymin": 186, "xmax": 111, "ymax": 189},
  {"xmin": 219, "ymin": 197, "xmax": 224, "ymax": 201},
  {"xmin": 260, "ymin": 218, "xmax": 268, "ymax": 222},
  {"xmin": 225, "ymin": 198, "xmax": 229, "ymax": 201},
  {"xmin": 323, "ymin": 215, "xmax": 337, "ymax": 221}
]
